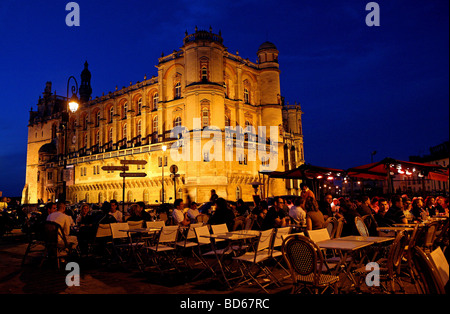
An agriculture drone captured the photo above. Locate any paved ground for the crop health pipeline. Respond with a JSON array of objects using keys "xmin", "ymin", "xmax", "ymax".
[{"xmin": 0, "ymin": 228, "xmax": 425, "ymax": 298}]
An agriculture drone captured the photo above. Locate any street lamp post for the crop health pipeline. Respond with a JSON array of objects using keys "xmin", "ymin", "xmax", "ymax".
[
  {"xmin": 61, "ymin": 76, "xmax": 79, "ymax": 203},
  {"xmin": 161, "ymin": 145, "xmax": 167, "ymax": 204}
]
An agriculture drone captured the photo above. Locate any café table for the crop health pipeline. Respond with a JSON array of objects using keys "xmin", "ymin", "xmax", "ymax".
[
  {"xmin": 200, "ymin": 230, "xmax": 260, "ymax": 289},
  {"xmin": 316, "ymin": 238, "xmax": 375, "ymax": 292},
  {"xmin": 118, "ymin": 227, "xmax": 162, "ymax": 271}
]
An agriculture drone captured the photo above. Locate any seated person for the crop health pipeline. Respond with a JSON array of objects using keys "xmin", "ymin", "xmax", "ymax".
[
  {"xmin": 385, "ymin": 195, "xmax": 408, "ymax": 224},
  {"xmin": 127, "ymin": 202, "xmax": 152, "ymax": 222},
  {"xmin": 172, "ymin": 199, "xmax": 190, "ymax": 226},
  {"xmin": 261, "ymin": 197, "xmax": 290, "ymax": 230},
  {"xmin": 109, "ymin": 199, "xmax": 123, "ymax": 222},
  {"xmin": 186, "ymin": 202, "xmax": 200, "ymax": 222},
  {"xmin": 47, "ymin": 201, "xmax": 78, "ymax": 248}
]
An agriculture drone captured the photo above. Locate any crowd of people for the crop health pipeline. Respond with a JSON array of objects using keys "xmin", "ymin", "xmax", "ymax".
[{"xmin": 10, "ymin": 183, "xmax": 449, "ymax": 257}]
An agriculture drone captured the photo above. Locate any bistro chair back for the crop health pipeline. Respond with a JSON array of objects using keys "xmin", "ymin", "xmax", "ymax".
[
  {"xmin": 411, "ymin": 246, "xmax": 446, "ymax": 294},
  {"xmin": 41, "ymin": 221, "xmax": 72, "ymax": 269},
  {"xmin": 272, "ymin": 226, "xmax": 291, "ymax": 250},
  {"xmin": 211, "ymin": 223, "xmax": 228, "ymax": 234},
  {"xmin": 334, "ymin": 218, "xmax": 345, "ymax": 238},
  {"xmin": 281, "ymin": 234, "xmax": 339, "ymax": 294},
  {"xmin": 96, "ymin": 224, "xmax": 112, "ymax": 238},
  {"xmin": 355, "ymin": 216, "xmax": 369, "ymax": 237},
  {"xmin": 324, "ymin": 217, "xmax": 338, "ymax": 238}
]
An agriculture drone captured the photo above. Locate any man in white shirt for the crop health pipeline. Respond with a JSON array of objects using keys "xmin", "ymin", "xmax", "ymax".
[
  {"xmin": 186, "ymin": 202, "xmax": 200, "ymax": 222},
  {"xmin": 289, "ymin": 198, "xmax": 306, "ymax": 225},
  {"xmin": 47, "ymin": 202, "xmax": 78, "ymax": 247},
  {"xmin": 172, "ymin": 199, "xmax": 190, "ymax": 226},
  {"xmin": 109, "ymin": 199, "xmax": 123, "ymax": 222}
]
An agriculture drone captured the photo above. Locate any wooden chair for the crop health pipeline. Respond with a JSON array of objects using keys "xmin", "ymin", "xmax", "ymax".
[
  {"xmin": 41, "ymin": 221, "xmax": 74, "ymax": 269},
  {"xmin": 281, "ymin": 234, "xmax": 339, "ymax": 294},
  {"xmin": 411, "ymin": 246, "xmax": 446, "ymax": 294}
]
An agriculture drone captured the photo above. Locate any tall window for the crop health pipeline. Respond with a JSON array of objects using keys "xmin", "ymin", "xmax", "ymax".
[
  {"xmin": 225, "ymin": 115, "xmax": 230, "ymax": 127},
  {"xmin": 244, "ymin": 88, "xmax": 249, "ymax": 104},
  {"xmin": 137, "ymin": 98, "xmax": 142, "ymax": 115},
  {"xmin": 175, "ymin": 82, "xmax": 181, "ymax": 99},
  {"xmin": 123, "ymin": 102, "xmax": 128, "ymax": 119},
  {"xmin": 123, "ymin": 123, "xmax": 127, "ymax": 141},
  {"xmin": 153, "ymin": 93, "xmax": 159, "ymax": 110},
  {"xmin": 201, "ymin": 66, "xmax": 208, "ymax": 82},
  {"xmin": 109, "ymin": 106, "xmax": 114, "ymax": 123},
  {"xmin": 202, "ymin": 108, "xmax": 209, "ymax": 128},
  {"xmin": 84, "ymin": 133, "xmax": 88, "ymax": 148},
  {"xmin": 95, "ymin": 130, "xmax": 100, "ymax": 145},
  {"xmin": 108, "ymin": 128, "xmax": 113, "ymax": 146},
  {"xmin": 153, "ymin": 116, "xmax": 158, "ymax": 133},
  {"xmin": 95, "ymin": 111, "xmax": 100, "ymax": 127},
  {"xmin": 174, "ymin": 116, "xmax": 182, "ymax": 128},
  {"xmin": 137, "ymin": 120, "xmax": 142, "ymax": 137}
]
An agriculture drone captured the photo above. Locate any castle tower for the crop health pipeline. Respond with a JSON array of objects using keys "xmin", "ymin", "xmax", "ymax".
[{"xmin": 79, "ymin": 61, "xmax": 92, "ymax": 103}]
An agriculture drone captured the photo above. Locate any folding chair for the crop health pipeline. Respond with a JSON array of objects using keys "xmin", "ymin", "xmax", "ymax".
[
  {"xmin": 110, "ymin": 222, "xmax": 144, "ymax": 270},
  {"xmin": 176, "ymin": 222, "xmax": 204, "ymax": 268},
  {"xmin": 307, "ymin": 228, "xmax": 338, "ymax": 272},
  {"xmin": 193, "ymin": 225, "xmax": 234, "ymax": 285},
  {"xmin": 144, "ymin": 220, "xmax": 166, "ymax": 246},
  {"xmin": 232, "ymin": 228, "xmax": 280, "ymax": 293},
  {"xmin": 144, "ymin": 225, "xmax": 180, "ymax": 274},
  {"xmin": 127, "ymin": 220, "xmax": 144, "ymax": 229},
  {"xmin": 282, "ymin": 234, "xmax": 339, "ymax": 294},
  {"xmin": 91, "ymin": 223, "xmax": 113, "ymax": 261},
  {"xmin": 268, "ymin": 227, "xmax": 292, "ymax": 279}
]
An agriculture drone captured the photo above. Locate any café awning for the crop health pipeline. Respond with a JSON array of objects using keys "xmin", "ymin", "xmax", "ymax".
[
  {"xmin": 263, "ymin": 163, "xmax": 345, "ymax": 180},
  {"xmin": 347, "ymin": 157, "xmax": 448, "ymax": 180}
]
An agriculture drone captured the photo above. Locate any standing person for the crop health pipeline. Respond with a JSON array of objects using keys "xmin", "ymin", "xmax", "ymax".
[
  {"xmin": 208, "ymin": 198, "xmax": 235, "ymax": 231},
  {"xmin": 47, "ymin": 202, "xmax": 78, "ymax": 248},
  {"xmin": 305, "ymin": 196, "xmax": 325, "ymax": 231},
  {"xmin": 300, "ymin": 183, "xmax": 315, "ymax": 201},
  {"xmin": 109, "ymin": 199, "xmax": 123, "ymax": 222},
  {"xmin": 262, "ymin": 197, "xmax": 289, "ymax": 230},
  {"xmin": 172, "ymin": 199, "xmax": 190, "ymax": 226},
  {"xmin": 385, "ymin": 195, "xmax": 408, "ymax": 224},
  {"xmin": 210, "ymin": 189, "xmax": 219, "ymax": 203}
]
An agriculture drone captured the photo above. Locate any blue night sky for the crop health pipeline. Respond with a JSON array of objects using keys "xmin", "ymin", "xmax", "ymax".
[{"xmin": 0, "ymin": 0, "xmax": 448, "ymax": 197}]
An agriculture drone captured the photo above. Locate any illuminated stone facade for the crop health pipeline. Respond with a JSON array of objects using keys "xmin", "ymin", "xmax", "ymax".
[{"xmin": 23, "ymin": 29, "xmax": 305, "ymax": 205}]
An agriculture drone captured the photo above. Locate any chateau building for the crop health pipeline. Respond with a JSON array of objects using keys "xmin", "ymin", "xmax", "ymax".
[{"xmin": 22, "ymin": 28, "xmax": 305, "ymax": 205}]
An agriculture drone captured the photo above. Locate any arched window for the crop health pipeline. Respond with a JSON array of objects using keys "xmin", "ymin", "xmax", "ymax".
[
  {"xmin": 174, "ymin": 116, "xmax": 182, "ymax": 128},
  {"xmin": 123, "ymin": 102, "xmax": 128, "ymax": 119},
  {"xmin": 236, "ymin": 186, "xmax": 241, "ymax": 201},
  {"xmin": 85, "ymin": 193, "xmax": 90, "ymax": 203},
  {"xmin": 153, "ymin": 93, "xmax": 159, "ymax": 110},
  {"xmin": 153, "ymin": 116, "xmax": 158, "ymax": 133},
  {"xmin": 95, "ymin": 130, "xmax": 100, "ymax": 145},
  {"xmin": 175, "ymin": 82, "xmax": 181, "ymax": 99},
  {"xmin": 95, "ymin": 111, "xmax": 101, "ymax": 127},
  {"xmin": 98, "ymin": 192, "xmax": 103, "ymax": 204},
  {"xmin": 127, "ymin": 191, "xmax": 133, "ymax": 203},
  {"xmin": 123, "ymin": 123, "xmax": 127, "ymax": 141},
  {"xmin": 108, "ymin": 128, "xmax": 113, "ymax": 147},
  {"xmin": 137, "ymin": 98, "xmax": 142, "ymax": 115},
  {"xmin": 109, "ymin": 106, "xmax": 114, "ymax": 123},
  {"xmin": 201, "ymin": 66, "xmax": 208, "ymax": 82},
  {"xmin": 137, "ymin": 120, "xmax": 142, "ymax": 137},
  {"xmin": 202, "ymin": 108, "xmax": 209, "ymax": 128},
  {"xmin": 244, "ymin": 88, "xmax": 250, "ymax": 104},
  {"xmin": 225, "ymin": 115, "xmax": 230, "ymax": 127}
]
